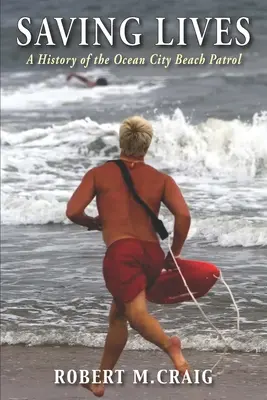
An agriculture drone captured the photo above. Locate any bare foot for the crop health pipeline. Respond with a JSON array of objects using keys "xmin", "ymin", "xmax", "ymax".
[
  {"xmin": 81, "ymin": 382, "xmax": 105, "ymax": 397},
  {"xmin": 166, "ymin": 336, "xmax": 189, "ymax": 375}
]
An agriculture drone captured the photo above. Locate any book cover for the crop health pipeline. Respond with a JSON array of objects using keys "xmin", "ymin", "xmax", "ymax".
[{"xmin": 1, "ymin": 1, "xmax": 266, "ymax": 399}]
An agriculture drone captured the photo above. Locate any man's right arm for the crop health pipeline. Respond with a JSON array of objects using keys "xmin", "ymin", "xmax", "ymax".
[
  {"xmin": 162, "ymin": 175, "xmax": 191, "ymax": 257},
  {"xmin": 66, "ymin": 73, "xmax": 95, "ymax": 87}
]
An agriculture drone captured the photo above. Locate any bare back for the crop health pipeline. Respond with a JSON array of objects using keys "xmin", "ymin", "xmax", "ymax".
[
  {"xmin": 67, "ymin": 158, "xmax": 190, "ymax": 252},
  {"xmin": 94, "ymin": 162, "xmax": 165, "ymax": 246}
]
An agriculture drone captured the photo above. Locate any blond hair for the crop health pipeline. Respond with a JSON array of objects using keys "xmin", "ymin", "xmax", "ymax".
[{"xmin": 119, "ymin": 116, "xmax": 153, "ymax": 157}]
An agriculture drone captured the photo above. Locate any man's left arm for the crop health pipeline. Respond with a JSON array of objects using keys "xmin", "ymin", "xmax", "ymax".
[{"xmin": 66, "ymin": 169, "xmax": 101, "ymax": 230}]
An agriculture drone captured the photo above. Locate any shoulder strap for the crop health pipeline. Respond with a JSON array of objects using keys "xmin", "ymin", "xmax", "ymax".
[{"xmin": 108, "ymin": 159, "xmax": 168, "ymax": 240}]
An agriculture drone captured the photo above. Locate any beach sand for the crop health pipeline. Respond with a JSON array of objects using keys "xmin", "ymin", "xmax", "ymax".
[{"xmin": 1, "ymin": 346, "xmax": 266, "ymax": 400}]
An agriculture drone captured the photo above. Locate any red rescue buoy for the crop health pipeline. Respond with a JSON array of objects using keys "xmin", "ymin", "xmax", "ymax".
[{"xmin": 146, "ymin": 258, "xmax": 220, "ymax": 304}]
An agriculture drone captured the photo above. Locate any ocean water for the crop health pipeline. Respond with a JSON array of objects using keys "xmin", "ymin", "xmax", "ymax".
[{"xmin": 1, "ymin": 0, "xmax": 267, "ymax": 353}]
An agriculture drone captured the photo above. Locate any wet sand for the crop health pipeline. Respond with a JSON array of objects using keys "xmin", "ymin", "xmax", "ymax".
[{"xmin": 1, "ymin": 345, "xmax": 266, "ymax": 400}]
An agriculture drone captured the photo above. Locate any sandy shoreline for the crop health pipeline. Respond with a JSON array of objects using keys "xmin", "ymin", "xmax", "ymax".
[{"xmin": 1, "ymin": 345, "xmax": 266, "ymax": 400}]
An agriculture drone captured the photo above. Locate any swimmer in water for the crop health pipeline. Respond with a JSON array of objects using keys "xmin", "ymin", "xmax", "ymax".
[{"xmin": 67, "ymin": 73, "xmax": 108, "ymax": 88}]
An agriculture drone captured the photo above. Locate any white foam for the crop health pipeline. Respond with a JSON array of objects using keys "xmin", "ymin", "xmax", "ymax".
[
  {"xmin": 1, "ymin": 329, "xmax": 266, "ymax": 353},
  {"xmin": 1, "ymin": 73, "xmax": 162, "ymax": 110},
  {"xmin": 1, "ymin": 111, "xmax": 267, "ymax": 238},
  {"xmin": 187, "ymin": 217, "xmax": 267, "ymax": 247},
  {"xmin": 151, "ymin": 109, "xmax": 267, "ymax": 180}
]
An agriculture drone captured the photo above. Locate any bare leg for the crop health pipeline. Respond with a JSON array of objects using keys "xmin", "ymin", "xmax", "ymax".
[
  {"xmin": 82, "ymin": 301, "xmax": 128, "ymax": 397},
  {"xmin": 125, "ymin": 290, "xmax": 189, "ymax": 374},
  {"xmin": 99, "ymin": 302, "xmax": 128, "ymax": 374}
]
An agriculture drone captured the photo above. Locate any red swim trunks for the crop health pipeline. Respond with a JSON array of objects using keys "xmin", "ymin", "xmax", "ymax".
[{"xmin": 103, "ymin": 238, "xmax": 165, "ymax": 310}]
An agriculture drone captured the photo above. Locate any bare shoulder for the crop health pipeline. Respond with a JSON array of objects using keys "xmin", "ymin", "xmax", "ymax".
[
  {"xmin": 93, "ymin": 162, "xmax": 115, "ymax": 175},
  {"xmin": 91, "ymin": 162, "xmax": 118, "ymax": 184},
  {"xmin": 162, "ymin": 173, "xmax": 178, "ymax": 186},
  {"xmin": 145, "ymin": 166, "xmax": 176, "ymax": 187},
  {"xmin": 93, "ymin": 161, "xmax": 167, "ymax": 181},
  {"xmin": 81, "ymin": 166, "xmax": 96, "ymax": 180},
  {"xmin": 143, "ymin": 163, "xmax": 168, "ymax": 178}
]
